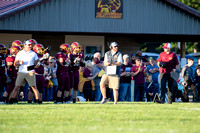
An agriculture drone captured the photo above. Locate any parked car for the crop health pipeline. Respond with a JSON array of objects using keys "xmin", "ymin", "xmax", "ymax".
[
  {"xmin": 178, "ymin": 52, "xmax": 200, "ymax": 76},
  {"xmin": 141, "ymin": 52, "xmax": 160, "ymax": 61}
]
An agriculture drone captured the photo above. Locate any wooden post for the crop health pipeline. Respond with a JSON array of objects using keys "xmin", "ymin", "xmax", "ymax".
[
  {"xmin": 131, "ymin": 80, "xmax": 134, "ymax": 101},
  {"xmin": 180, "ymin": 42, "xmax": 185, "ymax": 58}
]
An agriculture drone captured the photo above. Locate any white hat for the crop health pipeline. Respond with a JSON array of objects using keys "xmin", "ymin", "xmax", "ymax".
[
  {"xmin": 197, "ymin": 69, "xmax": 200, "ymax": 73},
  {"xmin": 24, "ymin": 40, "xmax": 32, "ymax": 45},
  {"xmin": 162, "ymin": 43, "xmax": 171, "ymax": 49},
  {"xmin": 123, "ymin": 54, "xmax": 129, "ymax": 59},
  {"xmin": 110, "ymin": 42, "xmax": 118, "ymax": 49}
]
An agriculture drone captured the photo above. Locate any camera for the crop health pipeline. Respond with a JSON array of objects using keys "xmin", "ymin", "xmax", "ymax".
[
  {"xmin": 45, "ymin": 46, "xmax": 51, "ymax": 53},
  {"xmin": 159, "ymin": 61, "xmax": 167, "ymax": 68}
]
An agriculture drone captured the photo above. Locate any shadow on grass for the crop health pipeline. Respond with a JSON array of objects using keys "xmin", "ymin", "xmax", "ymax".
[{"xmin": 6, "ymin": 101, "xmax": 156, "ymax": 105}]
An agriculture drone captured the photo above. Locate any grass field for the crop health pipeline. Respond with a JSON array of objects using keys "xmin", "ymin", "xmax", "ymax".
[{"xmin": 0, "ymin": 102, "xmax": 200, "ymax": 133}]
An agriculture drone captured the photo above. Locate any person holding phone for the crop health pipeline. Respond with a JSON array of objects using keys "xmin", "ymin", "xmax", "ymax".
[{"xmin": 9, "ymin": 39, "xmax": 39, "ymax": 104}]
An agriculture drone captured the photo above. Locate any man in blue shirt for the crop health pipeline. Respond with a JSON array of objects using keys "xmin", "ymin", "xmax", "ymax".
[{"xmin": 146, "ymin": 57, "xmax": 159, "ymax": 93}]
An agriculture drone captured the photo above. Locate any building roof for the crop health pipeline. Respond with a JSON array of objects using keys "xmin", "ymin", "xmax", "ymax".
[
  {"xmin": 0, "ymin": 0, "xmax": 199, "ymax": 21},
  {"xmin": 163, "ymin": 0, "xmax": 200, "ymax": 19},
  {"xmin": 0, "ymin": 0, "xmax": 50, "ymax": 20},
  {"xmin": 0, "ymin": 0, "xmax": 200, "ymax": 21},
  {"xmin": 0, "ymin": 0, "xmax": 200, "ymax": 39}
]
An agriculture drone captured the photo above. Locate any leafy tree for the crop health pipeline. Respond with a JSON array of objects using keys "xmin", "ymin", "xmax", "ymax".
[
  {"xmin": 140, "ymin": 1, "xmax": 200, "ymax": 54},
  {"xmin": 178, "ymin": 0, "xmax": 200, "ymax": 11},
  {"xmin": 178, "ymin": 0, "xmax": 200, "ymax": 53}
]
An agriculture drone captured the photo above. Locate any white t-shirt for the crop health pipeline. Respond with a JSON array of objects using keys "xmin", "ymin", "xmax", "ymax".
[{"xmin": 16, "ymin": 50, "xmax": 38, "ymax": 73}]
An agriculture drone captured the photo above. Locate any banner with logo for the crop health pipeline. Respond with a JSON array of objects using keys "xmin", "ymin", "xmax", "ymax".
[{"xmin": 95, "ymin": 0, "xmax": 123, "ymax": 19}]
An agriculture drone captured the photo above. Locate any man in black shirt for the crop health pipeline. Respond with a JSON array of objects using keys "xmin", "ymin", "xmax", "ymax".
[
  {"xmin": 182, "ymin": 58, "xmax": 196, "ymax": 102},
  {"xmin": 118, "ymin": 54, "xmax": 132, "ymax": 101}
]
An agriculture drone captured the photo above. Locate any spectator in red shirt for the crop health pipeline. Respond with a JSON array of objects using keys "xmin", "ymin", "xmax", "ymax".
[{"xmin": 157, "ymin": 43, "xmax": 179, "ymax": 104}]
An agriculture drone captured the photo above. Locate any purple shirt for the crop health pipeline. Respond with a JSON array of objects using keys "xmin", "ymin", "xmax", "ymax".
[
  {"xmin": 6, "ymin": 56, "xmax": 18, "ymax": 77},
  {"xmin": 83, "ymin": 67, "xmax": 92, "ymax": 88},
  {"xmin": 35, "ymin": 65, "xmax": 44, "ymax": 74},
  {"xmin": 0, "ymin": 55, "xmax": 6, "ymax": 75},
  {"xmin": 70, "ymin": 52, "xmax": 84, "ymax": 73},
  {"xmin": 55, "ymin": 52, "xmax": 69, "ymax": 76},
  {"xmin": 131, "ymin": 65, "xmax": 146, "ymax": 84},
  {"xmin": 35, "ymin": 54, "xmax": 44, "ymax": 74}
]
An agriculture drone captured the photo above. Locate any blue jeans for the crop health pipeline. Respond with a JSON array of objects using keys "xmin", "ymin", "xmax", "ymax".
[
  {"xmin": 154, "ymin": 83, "xmax": 160, "ymax": 94},
  {"xmin": 119, "ymin": 83, "xmax": 131, "ymax": 101},
  {"xmin": 52, "ymin": 85, "xmax": 58, "ymax": 101},
  {"xmin": 22, "ymin": 83, "xmax": 29, "ymax": 101},
  {"xmin": 43, "ymin": 87, "xmax": 50, "ymax": 101},
  {"xmin": 43, "ymin": 87, "xmax": 55, "ymax": 101},
  {"xmin": 77, "ymin": 91, "xmax": 84, "ymax": 97},
  {"xmin": 95, "ymin": 86, "xmax": 102, "ymax": 101},
  {"xmin": 134, "ymin": 84, "xmax": 144, "ymax": 101}
]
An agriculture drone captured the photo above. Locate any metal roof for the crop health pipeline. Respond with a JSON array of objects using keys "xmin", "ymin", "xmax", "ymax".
[
  {"xmin": 0, "ymin": 0, "xmax": 200, "ymax": 36},
  {"xmin": 0, "ymin": 0, "xmax": 200, "ymax": 20},
  {"xmin": 0, "ymin": 0, "xmax": 50, "ymax": 20}
]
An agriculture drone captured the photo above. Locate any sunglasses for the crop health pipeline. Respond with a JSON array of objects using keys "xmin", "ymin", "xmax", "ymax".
[
  {"xmin": 49, "ymin": 62, "xmax": 53, "ymax": 63},
  {"xmin": 26, "ymin": 44, "xmax": 32, "ymax": 47}
]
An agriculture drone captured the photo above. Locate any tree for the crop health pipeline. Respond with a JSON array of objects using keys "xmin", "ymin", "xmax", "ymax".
[
  {"xmin": 140, "ymin": 1, "xmax": 200, "ymax": 54},
  {"xmin": 178, "ymin": 0, "xmax": 200, "ymax": 53},
  {"xmin": 178, "ymin": 0, "xmax": 200, "ymax": 11}
]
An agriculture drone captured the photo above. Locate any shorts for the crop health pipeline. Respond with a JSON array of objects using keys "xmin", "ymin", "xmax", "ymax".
[
  {"xmin": 15, "ymin": 72, "xmax": 36, "ymax": 87},
  {"xmin": 100, "ymin": 74, "xmax": 120, "ymax": 89}
]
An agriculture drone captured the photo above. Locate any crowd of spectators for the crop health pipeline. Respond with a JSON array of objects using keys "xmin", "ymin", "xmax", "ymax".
[{"xmin": 0, "ymin": 40, "xmax": 200, "ymax": 104}]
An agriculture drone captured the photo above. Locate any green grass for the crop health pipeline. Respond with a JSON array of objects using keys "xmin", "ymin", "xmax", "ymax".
[{"xmin": 0, "ymin": 102, "xmax": 200, "ymax": 133}]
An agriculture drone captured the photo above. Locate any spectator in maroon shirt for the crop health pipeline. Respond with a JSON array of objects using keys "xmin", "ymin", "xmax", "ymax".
[
  {"xmin": 82, "ymin": 60, "xmax": 98, "ymax": 101},
  {"xmin": 131, "ymin": 57, "xmax": 147, "ymax": 101}
]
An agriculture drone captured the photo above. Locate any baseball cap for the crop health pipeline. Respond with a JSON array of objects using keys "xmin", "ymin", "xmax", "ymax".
[
  {"xmin": 24, "ymin": 40, "xmax": 32, "ymax": 45},
  {"xmin": 162, "ymin": 43, "xmax": 171, "ymax": 49},
  {"xmin": 148, "ymin": 57, "xmax": 153, "ymax": 61},
  {"xmin": 131, "ymin": 53, "xmax": 135, "ymax": 57},
  {"xmin": 123, "ymin": 54, "xmax": 129, "ymax": 59},
  {"xmin": 110, "ymin": 42, "xmax": 118, "ymax": 47},
  {"xmin": 197, "ymin": 69, "xmax": 200, "ymax": 73}
]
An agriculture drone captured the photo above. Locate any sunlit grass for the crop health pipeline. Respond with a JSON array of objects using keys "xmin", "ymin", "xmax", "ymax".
[{"xmin": 0, "ymin": 102, "xmax": 200, "ymax": 133}]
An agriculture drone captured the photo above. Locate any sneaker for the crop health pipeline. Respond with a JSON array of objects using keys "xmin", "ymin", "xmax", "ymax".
[
  {"xmin": 28, "ymin": 100, "xmax": 32, "ymax": 104},
  {"xmin": 114, "ymin": 102, "xmax": 117, "ymax": 105},
  {"xmin": 155, "ymin": 99, "xmax": 165, "ymax": 104},
  {"xmin": 54, "ymin": 101, "xmax": 63, "ymax": 104},
  {"xmin": 0, "ymin": 101, "xmax": 5, "ymax": 104},
  {"xmin": 100, "ymin": 98, "xmax": 109, "ymax": 104},
  {"xmin": 64, "ymin": 101, "xmax": 71, "ymax": 104}
]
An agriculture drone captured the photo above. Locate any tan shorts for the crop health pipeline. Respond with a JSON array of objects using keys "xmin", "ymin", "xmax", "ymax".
[
  {"xmin": 100, "ymin": 74, "xmax": 120, "ymax": 89},
  {"xmin": 15, "ymin": 72, "xmax": 36, "ymax": 87}
]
